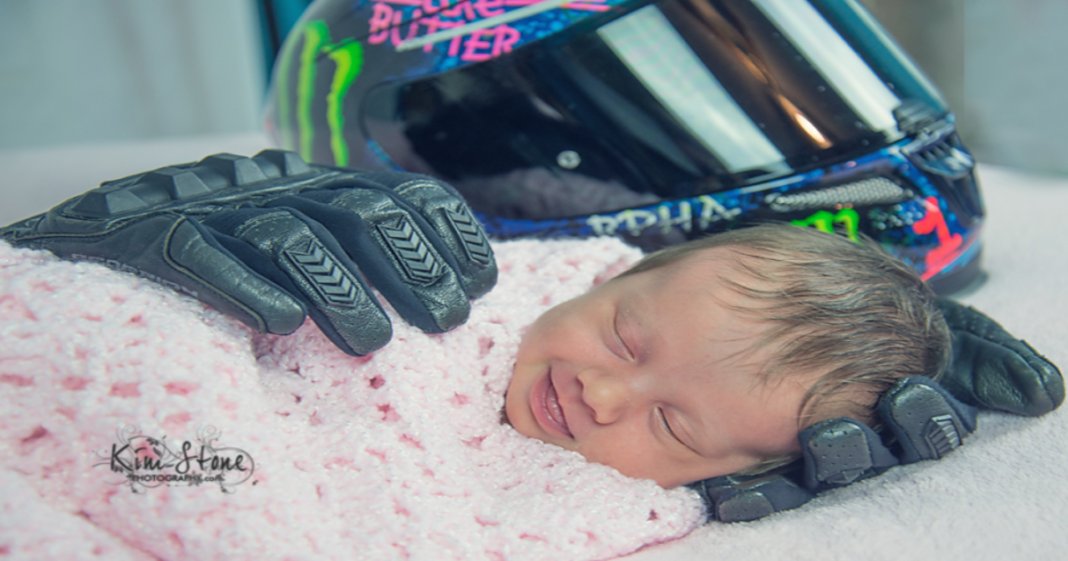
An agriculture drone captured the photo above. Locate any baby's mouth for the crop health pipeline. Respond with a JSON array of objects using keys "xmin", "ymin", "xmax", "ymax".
[
  {"xmin": 533, "ymin": 369, "xmax": 573, "ymax": 439},
  {"xmin": 546, "ymin": 375, "xmax": 571, "ymax": 435}
]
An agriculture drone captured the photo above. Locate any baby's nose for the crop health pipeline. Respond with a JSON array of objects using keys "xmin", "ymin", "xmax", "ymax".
[{"xmin": 577, "ymin": 369, "xmax": 636, "ymax": 425}]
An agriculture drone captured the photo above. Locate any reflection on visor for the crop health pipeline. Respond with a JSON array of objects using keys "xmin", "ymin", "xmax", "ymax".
[
  {"xmin": 755, "ymin": 0, "xmax": 898, "ymax": 131},
  {"xmin": 362, "ymin": 0, "xmax": 949, "ymax": 221},
  {"xmin": 598, "ymin": 5, "xmax": 785, "ymax": 173}
]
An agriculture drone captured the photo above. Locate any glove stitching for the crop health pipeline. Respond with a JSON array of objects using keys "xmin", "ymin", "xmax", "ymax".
[
  {"xmin": 231, "ymin": 211, "xmax": 297, "ymax": 242},
  {"xmin": 4, "ymin": 216, "xmax": 156, "ymax": 242}
]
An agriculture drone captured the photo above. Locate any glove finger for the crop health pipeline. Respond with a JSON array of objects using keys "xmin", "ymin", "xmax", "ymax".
[
  {"xmin": 876, "ymin": 376, "xmax": 977, "ymax": 464},
  {"xmin": 348, "ymin": 171, "xmax": 497, "ymax": 298},
  {"xmin": 948, "ymin": 332, "xmax": 1064, "ymax": 416},
  {"xmin": 938, "ymin": 298, "xmax": 1065, "ymax": 415},
  {"xmin": 201, "ymin": 206, "xmax": 391, "ymax": 356},
  {"xmin": 691, "ymin": 473, "xmax": 814, "ymax": 523},
  {"xmin": 799, "ymin": 418, "xmax": 898, "ymax": 491},
  {"xmin": 286, "ymin": 185, "xmax": 471, "ymax": 333},
  {"xmin": 160, "ymin": 215, "xmax": 308, "ymax": 334},
  {"xmin": 9, "ymin": 212, "xmax": 308, "ymax": 335}
]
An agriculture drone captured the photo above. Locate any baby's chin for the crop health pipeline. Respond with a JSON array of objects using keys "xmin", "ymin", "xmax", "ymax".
[
  {"xmin": 498, "ymin": 370, "xmax": 546, "ymax": 445},
  {"xmin": 499, "ymin": 386, "xmax": 525, "ymax": 432}
]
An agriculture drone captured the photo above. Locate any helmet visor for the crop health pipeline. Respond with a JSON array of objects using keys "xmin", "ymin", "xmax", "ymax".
[{"xmin": 362, "ymin": 0, "xmax": 946, "ymax": 219}]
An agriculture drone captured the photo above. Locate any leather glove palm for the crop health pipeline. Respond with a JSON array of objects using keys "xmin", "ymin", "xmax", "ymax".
[{"xmin": 0, "ymin": 150, "xmax": 497, "ymax": 356}]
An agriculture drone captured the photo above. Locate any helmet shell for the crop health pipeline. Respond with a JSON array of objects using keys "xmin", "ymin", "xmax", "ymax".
[{"xmin": 266, "ymin": 0, "xmax": 984, "ymax": 293}]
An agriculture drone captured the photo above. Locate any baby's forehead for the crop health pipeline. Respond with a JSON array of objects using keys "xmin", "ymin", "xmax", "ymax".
[
  {"xmin": 646, "ymin": 251, "xmax": 779, "ymax": 341},
  {"xmin": 658, "ymin": 244, "xmax": 768, "ymax": 287}
]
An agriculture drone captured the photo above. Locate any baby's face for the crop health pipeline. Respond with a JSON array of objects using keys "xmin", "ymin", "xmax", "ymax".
[{"xmin": 504, "ymin": 249, "xmax": 813, "ymax": 488}]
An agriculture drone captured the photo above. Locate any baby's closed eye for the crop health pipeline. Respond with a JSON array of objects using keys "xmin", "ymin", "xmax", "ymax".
[{"xmin": 610, "ymin": 305, "xmax": 639, "ymax": 362}]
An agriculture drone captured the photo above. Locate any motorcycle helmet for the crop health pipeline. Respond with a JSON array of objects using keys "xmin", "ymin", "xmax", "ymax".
[{"xmin": 264, "ymin": 0, "xmax": 984, "ymax": 293}]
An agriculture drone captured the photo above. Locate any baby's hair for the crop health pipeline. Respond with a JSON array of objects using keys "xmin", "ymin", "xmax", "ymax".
[{"xmin": 620, "ymin": 223, "xmax": 951, "ymax": 474}]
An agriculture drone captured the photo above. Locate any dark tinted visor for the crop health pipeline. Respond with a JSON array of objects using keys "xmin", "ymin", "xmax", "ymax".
[{"xmin": 362, "ymin": 0, "xmax": 947, "ymax": 219}]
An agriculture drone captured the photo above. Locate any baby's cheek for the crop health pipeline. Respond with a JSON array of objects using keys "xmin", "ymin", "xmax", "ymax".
[
  {"xmin": 576, "ymin": 437, "xmax": 656, "ymax": 476},
  {"xmin": 502, "ymin": 378, "xmax": 537, "ymax": 440}
]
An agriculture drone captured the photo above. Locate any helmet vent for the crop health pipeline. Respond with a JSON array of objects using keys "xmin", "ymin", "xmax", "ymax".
[
  {"xmin": 765, "ymin": 177, "xmax": 909, "ymax": 213},
  {"xmin": 905, "ymin": 132, "xmax": 975, "ymax": 180}
]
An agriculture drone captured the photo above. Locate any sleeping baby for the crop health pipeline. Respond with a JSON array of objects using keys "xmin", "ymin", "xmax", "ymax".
[
  {"xmin": 505, "ymin": 224, "xmax": 951, "ymax": 489},
  {"xmin": 2, "ymin": 151, "xmax": 1062, "ymax": 525},
  {"xmin": 508, "ymin": 221, "xmax": 1065, "ymax": 517}
]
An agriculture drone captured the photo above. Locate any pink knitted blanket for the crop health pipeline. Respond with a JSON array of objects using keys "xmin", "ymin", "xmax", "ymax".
[{"xmin": 0, "ymin": 238, "xmax": 704, "ymax": 561}]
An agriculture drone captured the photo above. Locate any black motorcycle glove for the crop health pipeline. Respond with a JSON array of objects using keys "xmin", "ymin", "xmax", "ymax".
[
  {"xmin": 0, "ymin": 150, "xmax": 497, "ymax": 356},
  {"xmin": 693, "ymin": 375, "xmax": 978, "ymax": 522},
  {"xmin": 692, "ymin": 300, "xmax": 1063, "ymax": 522},
  {"xmin": 936, "ymin": 298, "xmax": 1064, "ymax": 416}
]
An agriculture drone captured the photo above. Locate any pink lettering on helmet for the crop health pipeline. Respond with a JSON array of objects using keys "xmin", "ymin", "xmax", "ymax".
[
  {"xmin": 491, "ymin": 24, "xmax": 521, "ymax": 57},
  {"xmin": 460, "ymin": 29, "xmax": 494, "ymax": 61},
  {"xmin": 367, "ymin": 3, "xmax": 396, "ymax": 44},
  {"xmin": 369, "ymin": 0, "xmax": 610, "ymax": 62}
]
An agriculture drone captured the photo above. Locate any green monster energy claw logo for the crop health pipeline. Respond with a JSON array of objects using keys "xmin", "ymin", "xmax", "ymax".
[
  {"xmin": 791, "ymin": 208, "xmax": 861, "ymax": 241},
  {"xmin": 277, "ymin": 20, "xmax": 363, "ymax": 167}
]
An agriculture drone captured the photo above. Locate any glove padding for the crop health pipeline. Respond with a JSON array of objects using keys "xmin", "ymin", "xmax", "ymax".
[
  {"xmin": 0, "ymin": 150, "xmax": 497, "ymax": 356},
  {"xmin": 693, "ymin": 376, "xmax": 977, "ymax": 522}
]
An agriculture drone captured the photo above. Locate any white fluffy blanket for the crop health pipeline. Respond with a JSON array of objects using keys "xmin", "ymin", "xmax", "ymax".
[{"xmin": 0, "ymin": 238, "xmax": 705, "ymax": 561}]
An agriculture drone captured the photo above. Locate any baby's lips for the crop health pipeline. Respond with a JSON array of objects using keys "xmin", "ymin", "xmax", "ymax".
[
  {"xmin": 530, "ymin": 368, "xmax": 573, "ymax": 440},
  {"xmin": 553, "ymin": 365, "xmax": 594, "ymax": 438},
  {"xmin": 545, "ymin": 373, "xmax": 573, "ymax": 438}
]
